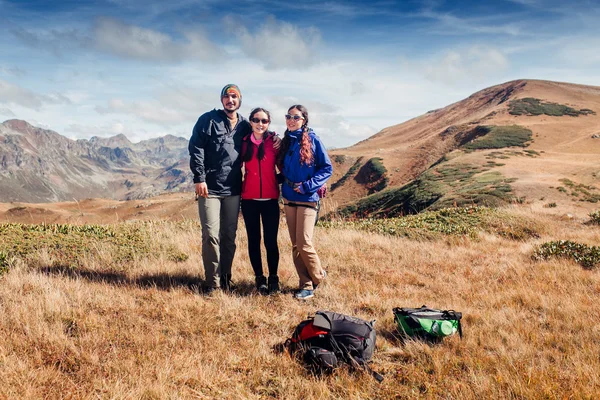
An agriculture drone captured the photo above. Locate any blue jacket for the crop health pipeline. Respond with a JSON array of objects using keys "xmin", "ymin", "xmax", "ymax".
[{"xmin": 281, "ymin": 129, "xmax": 332, "ymax": 202}]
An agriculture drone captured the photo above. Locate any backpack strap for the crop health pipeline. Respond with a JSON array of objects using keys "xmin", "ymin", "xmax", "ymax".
[
  {"xmin": 366, "ymin": 364, "xmax": 384, "ymax": 383},
  {"xmin": 327, "ymin": 328, "xmax": 384, "ymax": 383}
]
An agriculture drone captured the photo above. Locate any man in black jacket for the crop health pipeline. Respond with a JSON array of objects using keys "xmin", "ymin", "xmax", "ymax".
[{"xmin": 189, "ymin": 84, "xmax": 250, "ymax": 292}]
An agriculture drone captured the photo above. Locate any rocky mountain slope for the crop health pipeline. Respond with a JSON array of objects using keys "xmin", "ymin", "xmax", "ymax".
[
  {"xmin": 327, "ymin": 79, "xmax": 600, "ymax": 218},
  {"xmin": 0, "ymin": 119, "xmax": 192, "ymax": 202}
]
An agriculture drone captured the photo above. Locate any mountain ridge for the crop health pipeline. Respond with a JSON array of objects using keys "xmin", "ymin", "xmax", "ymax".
[
  {"xmin": 326, "ymin": 79, "xmax": 600, "ymax": 217},
  {"xmin": 0, "ymin": 119, "xmax": 192, "ymax": 202}
]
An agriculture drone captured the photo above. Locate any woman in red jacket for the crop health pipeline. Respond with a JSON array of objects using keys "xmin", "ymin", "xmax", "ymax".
[{"xmin": 241, "ymin": 107, "xmax": 281, "ymax": 294}]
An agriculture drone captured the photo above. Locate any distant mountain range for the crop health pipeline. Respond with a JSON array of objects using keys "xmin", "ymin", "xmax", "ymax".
[{"xmin": 0, "ymin": 119, "xmax": 192, "ymax": 202}]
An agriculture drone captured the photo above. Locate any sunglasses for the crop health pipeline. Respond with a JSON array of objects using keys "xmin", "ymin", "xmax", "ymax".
[
  {"xmin": 285, "ymin": 114, "xmax": 304, "ymax": 121},
  {"xmin": 250, "ymin": 118, "xmax": 270, "ymax": 124}
]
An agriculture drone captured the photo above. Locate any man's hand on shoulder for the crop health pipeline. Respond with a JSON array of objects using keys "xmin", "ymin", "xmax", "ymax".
[{"xmin": 273, "ymin": 134, "xmax": 282, "ymax": 150}]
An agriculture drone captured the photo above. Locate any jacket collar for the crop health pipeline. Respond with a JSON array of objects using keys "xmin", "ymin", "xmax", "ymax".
[
  {"xmin": 288, "ymin": 129, "xmax": 304, "ymax": 140},
  {"xmin": 217, "ymin": 109, "xmax": 243, "ymax": 122}
]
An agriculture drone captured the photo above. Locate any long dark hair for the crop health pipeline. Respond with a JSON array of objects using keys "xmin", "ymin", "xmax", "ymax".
[
  {"xmin": 277, "ymin": 104, "xmax": 314, "ymax": 166},
  {"xmin": 243, "ymin": 107, "xmax": 272, "ymax": 162}
]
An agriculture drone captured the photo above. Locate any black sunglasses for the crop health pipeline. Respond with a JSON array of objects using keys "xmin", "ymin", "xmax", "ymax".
[
  {"xmin": 285, "ymin": 114, "xmax": 304, "ymax": 121},
  {"xmin": 250, "ymin": 118, "xmax": 270, "ymax": 124}
]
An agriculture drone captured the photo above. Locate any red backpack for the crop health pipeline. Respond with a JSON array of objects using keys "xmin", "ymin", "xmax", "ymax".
[{"xmin": 285, "ymin": 311, "xmax": 383, "ymax": 382}]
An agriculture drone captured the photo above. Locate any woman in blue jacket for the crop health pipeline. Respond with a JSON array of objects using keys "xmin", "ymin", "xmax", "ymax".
[{"xmin": 278, "ymin": 105, "xmax": 332, "ymax": 300}]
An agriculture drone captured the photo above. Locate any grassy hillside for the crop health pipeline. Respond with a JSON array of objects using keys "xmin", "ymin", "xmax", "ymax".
[
  {"xmin": 327, "ymin": 80, "xmax": 600, "ymax": 217},
  {"xmin": 1, "ymin": 206, "xmax": 600, "ymax": 398},
  {"xmin": 333, "ymin": 158, "xmax": 518, "ymax": 218}
]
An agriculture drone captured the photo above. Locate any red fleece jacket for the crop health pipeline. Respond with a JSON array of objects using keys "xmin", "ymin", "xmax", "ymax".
[{"xmin": 241, "ymin": 132, "xmax": 280, "ymax": 200}]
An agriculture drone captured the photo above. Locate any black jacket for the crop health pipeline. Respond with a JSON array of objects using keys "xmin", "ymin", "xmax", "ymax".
[{"xmin": 189, "ymin": 109, "xmax": 251, "ymax": 196}]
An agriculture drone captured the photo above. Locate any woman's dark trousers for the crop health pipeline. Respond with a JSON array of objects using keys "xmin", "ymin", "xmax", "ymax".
[{"xmin": 241, "ymin": 199, "xmax": 280, "ymax": 279}]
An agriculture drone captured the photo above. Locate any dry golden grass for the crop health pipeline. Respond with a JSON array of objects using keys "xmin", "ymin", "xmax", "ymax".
[{"xmin": 1, "ymin": 206, "xmax": 600, "ymax": 399}]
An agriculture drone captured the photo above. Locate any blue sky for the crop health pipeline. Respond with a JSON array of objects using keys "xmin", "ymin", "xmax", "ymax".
[{"xmin": 1, "ymin": 0, "xmax": 600, "ymax": 148}]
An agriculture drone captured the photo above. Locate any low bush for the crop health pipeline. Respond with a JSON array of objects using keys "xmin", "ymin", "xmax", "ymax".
[
  {"xmin": 464, "ymin": 125, "xmax": 532, "ymax": 150},
  {"xmin": 321, "ymin": 207, "xmax": 540, "ymax": 241},
  {"xmin": 353, "ymin": 157, "xmax": 388, "ymax": 195},
  {"xmin": 533, "ymin": 240, "xmax": 600, "ymax": 269},
  {"xmin": 558, "ymin": 178, "xmax": 600, "ymax": 202},
  {"xmin": 509, "ymin": 98, "xmax": 595, "ymax": 117},
  {"xmin": 332, "ymin": 154, "xmax": 347, "ymax": 164},
  {"xmin": 590, "ymin": 210, "xmax": 600, "ymax": 225},
  {"xmin": 0, "ymin": 251, "xmax": 9, "ymax": 276},
  {"xmin": 0, "ymin": 222, "xmax": 190, "ymax": 269},
  {"xmin": 334, "ymin": 162, "xmax": 516, "ymax": 219},
  {"xmin": 330, "ymin": 157, "xmax": 363, "ymax": 191}
]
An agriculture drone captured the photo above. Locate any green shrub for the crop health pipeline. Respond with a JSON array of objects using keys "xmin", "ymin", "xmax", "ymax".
[
  {"xmin": 364, "ymin": 157, "xmax": 388, "ymax": 194},
  {"xmin": 333, "ymin": 155, "xmax": 347, "ymax": 164},
  {"xmin": 534, "ymin": 240, "xmax": 600, "ymax": 269},
  {"xmin": 0, "ymin": 222, "xmax": 190, "ymax": 269},
  {"xmin": 321, "ymin": 207, "xmax": 539, "ymax": 241},
  {"xmin": 332, "ymin": 162, "xmax": 515, "ymax": 219},
  {"xmin": 514, "ymin": 196, "xmax": 526, "ymax": 204},
  {"xmin": 0, "ymin": 251, "xmax": 9, "ymax": 276},
  {"xmin": 590, "ymin": 210, "xmax": 600, "ymax": 225},
  {"xmin": 558, "ymin": 178, "xmax": 600, "ymax": 202},
  {"xmin": 524, "ymin": 149, "xmax": 540, "ymax": 156},
  {"xmin": 331, "ymin": 157, "xmax": 363, "ymax": 191},
  {"xmin": 509, "ymin": 98, "xmax": 595, "ymax": 117},
  {"xmin": 464, "ymin": 125, "xmax": 532, "ymax": 150},
  {"xmin": 368, "ymin": 157, "xmax": 387, "ymax": 176}
]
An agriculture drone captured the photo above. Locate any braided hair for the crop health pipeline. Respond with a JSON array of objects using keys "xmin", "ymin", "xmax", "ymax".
[{"xmin": 277, "ymin": 105, "xmax": 314, "ymax": 166}]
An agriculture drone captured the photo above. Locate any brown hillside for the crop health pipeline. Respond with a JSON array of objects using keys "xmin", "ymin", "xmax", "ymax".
[
  {"xmin": 328, "ymin": 79, "xmax": 600, "ymax": 217},
  {"xmin": 0, "ymin": 193, "xmax": 199, "ymax": 224}
]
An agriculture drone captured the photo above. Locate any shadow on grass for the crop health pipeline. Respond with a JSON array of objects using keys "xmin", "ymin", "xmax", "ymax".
[
  {"xmin": 379, "ymin": 326, "xmax": 443, "ymax": 346},
  {"xmin": 38, "ymin": 265, "xmax": 286, "ymax": 297},
  {"xmin": 39, "ymin": 265, "xmax": 203, "ymax": 291}
]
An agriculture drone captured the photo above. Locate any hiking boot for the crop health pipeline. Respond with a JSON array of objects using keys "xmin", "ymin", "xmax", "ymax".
[
  {"xmin": 313, "ymin": 269, "xmax": 327, "ymax": 290},
  {"xmin": 220, "ymin": 274, "xmax": 234, "ymax": 292},
  {"xmin": 255, "ymin": 275, "xmax": 268, "ymax": 295},
  {"xmin": 202, "ymin": 285, "xmax": 219, "ymax": 295},
  {"xmin": 294, "ymin": 289, "xmax": 314, "ymax": 300},
  {"xmin": 267, "ymin": 275, "xmax": 280, "ymax": 294}
]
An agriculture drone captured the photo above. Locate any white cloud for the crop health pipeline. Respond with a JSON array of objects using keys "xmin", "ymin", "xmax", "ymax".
[
  {"xmin": 96, "ymin": 98, "xmax": 193, "ymax": 126},
  {"xmin": 559, "ymin": 38, "xmax": 600, "ymax": 67},
  {"xmin": 417, "ymin": 8, "xmax": 523, "ymax": 36},
  {"xmin": 65, "ymin": 121, "xmax": 137, "ymax": 139},
  {"xmin": 0, "ymin": 107, "xmax": 16, "ymax": 118},
  {"xmin": 93, "ymin": 82, "xmax": 218, "ymax": 128},
  {"xmin": 425, "ymin": 46, "xmax": 509, "ymax": 84},
  {"xmin": 0, "ymin": 79, "xmax": 61, "ymax": 110},
  {"xmin": 230, "ymin": 16, "xmax": 322, "ymax": 70},
  {"xmin": 94, "ymin": 17, "xmax": 225, "ymax": 62},
  {"xmin": 63, "ymin": 90, "xmax": 91, "ymax": 104}
]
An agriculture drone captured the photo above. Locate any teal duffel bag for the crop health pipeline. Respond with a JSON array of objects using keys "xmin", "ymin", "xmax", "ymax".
[{"xmin": 393, "ymin": 306, "xmax": 463, "ymax": 340}]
